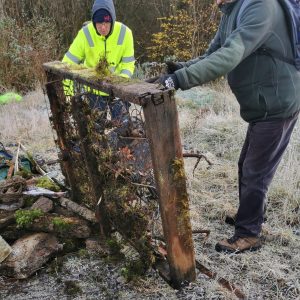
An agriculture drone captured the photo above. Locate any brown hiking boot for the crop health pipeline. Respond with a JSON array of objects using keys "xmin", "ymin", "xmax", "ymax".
[{"xmin": 215, "ymin": 236, "xmax": 262, "ymax": 253}]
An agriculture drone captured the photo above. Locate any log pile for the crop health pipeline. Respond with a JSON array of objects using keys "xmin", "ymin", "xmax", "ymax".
[{"xmin": 0, "ymin": 146, "xmax": 102, "ymax": 280}]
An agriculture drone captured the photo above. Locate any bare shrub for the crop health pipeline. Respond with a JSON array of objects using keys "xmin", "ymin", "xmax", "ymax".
[
  {"xmin": 0, "ymin": 16, "xmax": 61, "ymax": 92},
  {"xmin": 3, "ymin": 0, "xmax": 93, "ymax": 49}
]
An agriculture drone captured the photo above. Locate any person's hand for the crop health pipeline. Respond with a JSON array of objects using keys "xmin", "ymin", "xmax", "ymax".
[
  {"xmin": 166, "ymin": 61, "xmax": 181, "ymax": 74},
  {"xmin": 158, "ymin": 74, "xmax": 179, "ymax": 90}
]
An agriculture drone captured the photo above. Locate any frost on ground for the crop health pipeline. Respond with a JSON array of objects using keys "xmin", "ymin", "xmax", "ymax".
[{"xmin": 0, "ymin": 84, "xmax": 299, "ymax": 299}]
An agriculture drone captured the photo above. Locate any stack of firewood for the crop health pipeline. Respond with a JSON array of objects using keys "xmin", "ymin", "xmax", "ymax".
[{"xmin": 0, "ymin": 166, "xmax": 101, "ymax": 280}]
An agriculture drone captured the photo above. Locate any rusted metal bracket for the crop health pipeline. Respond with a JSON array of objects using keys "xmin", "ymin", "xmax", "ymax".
[{"xmin": 138, "ymin": 92, "xmax": 165, "ymax": 107}]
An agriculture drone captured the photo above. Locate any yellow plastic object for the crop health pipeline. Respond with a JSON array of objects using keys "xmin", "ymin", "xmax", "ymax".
[{"xmin": 0, "ymin": 92, "xmax": 23, "ymax": 105}]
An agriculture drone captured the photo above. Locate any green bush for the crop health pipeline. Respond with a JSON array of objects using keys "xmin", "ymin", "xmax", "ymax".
[{"xmin": 147, "ymin": 1, "xmax": 220, "ymax": 62}]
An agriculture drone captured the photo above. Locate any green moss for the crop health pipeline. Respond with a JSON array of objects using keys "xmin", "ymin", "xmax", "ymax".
[
  {"xmin": 78, "ymin": 248, "xmax": 89, "ymax": 257},
  {"xmin": 121, "ymin": 259, "xmax": 147, "ymax": 282},
  {"xmin": 15, "ymin": 209, "xmax": 44, "ymax": 228},
  {"xmin": 36, "ymin": 177, "xmax": 60, "ymax": 192},
  {"xmin": 106, "ymin": 238, "xmax": 122, "ymax": 255},
  {"xmin": 23, "ymin": 196, "xmax": 36, "ymax": 207},
  {"xmin": 95, "ymin": 56, "xmax": 110, "ymax": 77},
  {"xmin": 171, "ymin": 158, "xmax": 186, "ymax": 182},
  {"xmin": 106, "ymin": 238, "xmax": 124, "ymax": 261},
  {"xmin": 15, "ymin": 169, "xmax": 32, "ymax": 179},
  {"xmin": 52, "ymin": 217, "xmax": 71, "ymax": 232},
  {"xmin": 170, "ymin": 158, "xmax": 194, "ymax": 248}
]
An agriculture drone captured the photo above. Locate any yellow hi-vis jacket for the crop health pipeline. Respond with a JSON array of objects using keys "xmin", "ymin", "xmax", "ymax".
[{"xmin": 62, "ymin": 21, "xmax": 135, "ymax": 96}]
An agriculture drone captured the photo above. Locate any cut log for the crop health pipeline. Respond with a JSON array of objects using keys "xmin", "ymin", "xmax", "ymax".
[
  {"xmin": 58, "ymin": 197, "xmax": 97, "ymax": 223},
  {"xmin": 53, "ymin": 206, "xmax": 77, "ymax": 218},
  {"xmin": 30, "ymin": 214, "xmax": 91, "ymax": 238},
  {"xmin": 0, "ymin": 233, "xmax": 62, "ymax": 279},
  {"xmin": 1, "ymin": 214, "xmax": 91, "ymax": 240},
  {"xmin": 31, "ymin": 197, "xmax": 54, "ymax": 213}
]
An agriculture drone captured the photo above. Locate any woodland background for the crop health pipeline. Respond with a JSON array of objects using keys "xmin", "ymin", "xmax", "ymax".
[{"xmin": 0, "ymin": 0, "xmax": 219, "ymax": 93}]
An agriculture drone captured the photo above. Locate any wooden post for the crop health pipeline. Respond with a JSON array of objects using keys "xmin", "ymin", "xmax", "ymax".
[
  {"xmin": 44, "ymin": 71, "xmax": 83, "ymax": 202},
  {"xmin": 142, "ymin": 91, "xmax": 196, "ymax": 288}
]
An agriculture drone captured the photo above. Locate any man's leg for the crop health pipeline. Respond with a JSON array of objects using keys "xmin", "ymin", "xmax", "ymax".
[
  {"xmin": 235, "ymin": 113, "xmax": 299, "ymax": 238},
  {"xmin": 216, "ymin": 112, "xmax": 298, "ymax": 253}
]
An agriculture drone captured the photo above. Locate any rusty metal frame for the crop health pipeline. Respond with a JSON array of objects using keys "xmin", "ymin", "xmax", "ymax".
[{"xmin": 43, "ymin": 61, "xmax": 196, "ymax": 288}]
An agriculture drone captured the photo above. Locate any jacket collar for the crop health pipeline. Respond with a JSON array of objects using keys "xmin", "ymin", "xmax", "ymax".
[{"xmin": 219, "ymin": 0, "xmax": 240, "ymax": 14}]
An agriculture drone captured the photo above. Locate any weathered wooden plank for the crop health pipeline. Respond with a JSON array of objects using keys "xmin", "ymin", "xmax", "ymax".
[
  {"xmin": 70, "ymin": 96, "xmax": 111, "ymax": 236},
  {"xmin": 44, "ymin": 71, "xmax": 83, "ymax": 202},
  {"xmin": 143, "ymin": 91, "xmax": 196, "ymax": 288},
  {"xmin": 43, "ymin": 61, "xmax": 164, "ymax": 105}
]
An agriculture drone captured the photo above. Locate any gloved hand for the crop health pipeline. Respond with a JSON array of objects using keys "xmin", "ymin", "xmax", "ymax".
[
  {"xmin": 165, "ymin": 61, "xmax": 182, "ymax": 74},
  {"xmin": 158, "ymin": 74, "xmax": 180, "ymax": 90}
]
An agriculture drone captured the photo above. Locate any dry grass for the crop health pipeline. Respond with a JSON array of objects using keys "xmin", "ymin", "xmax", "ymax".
[
  {"xmin": 177, "ymin": 82, "xmax": 300, "ymax": 299},
  {"xmin": 0, "ymin": 89, "xmax": 56, "ymax": 156},
  {"xmin": 0, "ymin": 83, "xmax": 299, "ymax": 299}
]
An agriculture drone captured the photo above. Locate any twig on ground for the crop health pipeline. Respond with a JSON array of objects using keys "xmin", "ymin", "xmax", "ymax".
[
  {"xmin": 14, "ymin": 142, "xmax": 21, "ymax": 173},
  {"xmin": 183, "ymin": 153, "xmax": 213, "ymax": 175},
  {"xmin": 58, "ymin": 197, "xmax": 97, "ymax": 223}
]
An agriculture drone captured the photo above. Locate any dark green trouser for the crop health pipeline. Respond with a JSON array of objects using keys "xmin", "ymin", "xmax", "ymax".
[{"xmin": 235, "ymin": 111, "xmax": 299, "ymax": 237}]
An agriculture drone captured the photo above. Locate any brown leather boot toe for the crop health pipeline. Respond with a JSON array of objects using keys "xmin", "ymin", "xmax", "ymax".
[{"xmin": 215, "ymin": 236, "xmax": 262, "ymax": 253}]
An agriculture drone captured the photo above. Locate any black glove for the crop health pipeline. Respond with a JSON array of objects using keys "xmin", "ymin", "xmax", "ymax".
[
  {"xmin": 159, "ymin": 74, "xmax": 179, "ymax": 90},
  {"xmin": 166, "ymin": 61, "xmax": 182, "ymax": 74}
]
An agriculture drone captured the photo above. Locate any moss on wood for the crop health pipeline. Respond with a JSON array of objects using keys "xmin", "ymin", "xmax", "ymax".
[{"xmin": 15, "ymin": 209, "xmax": 44, "ymax": 228}]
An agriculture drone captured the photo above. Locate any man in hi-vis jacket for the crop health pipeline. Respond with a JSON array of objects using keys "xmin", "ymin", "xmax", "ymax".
[
  {"xmin": 63, "ymin": 0, "xmax": 135, "ymax": 120},
  {"xmin": 159, "ymin": 0, "xmax": 300, "ymax": 253}
]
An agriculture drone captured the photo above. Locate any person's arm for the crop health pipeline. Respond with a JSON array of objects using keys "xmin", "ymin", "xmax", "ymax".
[
  {"xmin": 116, "ymin": 27, "xmax": 135, "ymax": 78},
  {"xmin": 62, "ymin": 29, "xmax": 86, "ymax": 95},
  {"xmin": 175, "ymin": 0, "xmax": 275, "ymax": 90},
  {"xmin": 62, "ymin": 29, "xmax": 85, "ymax": 65}
]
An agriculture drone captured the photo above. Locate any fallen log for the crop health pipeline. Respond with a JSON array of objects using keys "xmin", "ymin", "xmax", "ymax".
[
  {"xmin": 29, "ymin": 214, "xmax": 91, "ymax": 238},
  {"xmin": 8, "ymin": 211, "xmax": 91, "ymax": 239},
  {"xmin": 0, "ymin": 177, "xmax": 26, "ymax": 203},
  {"xmin": 58, "ymin": 197, "xmax": 97, "ymax": 223},
  {"xmin": 0, "ymin": 233, "xmax": 62, "ymax": 279}
]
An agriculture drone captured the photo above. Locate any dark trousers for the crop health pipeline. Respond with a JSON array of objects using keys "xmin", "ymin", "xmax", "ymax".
[{"xmin": 235, "ymin": 112, "xmax": 299, "ymax": 237}]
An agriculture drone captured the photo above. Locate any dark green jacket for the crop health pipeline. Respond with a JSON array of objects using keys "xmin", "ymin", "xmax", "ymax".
[{"xmin": 175, "ymin": 0, "xmax": 300, "ymax": 122}]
